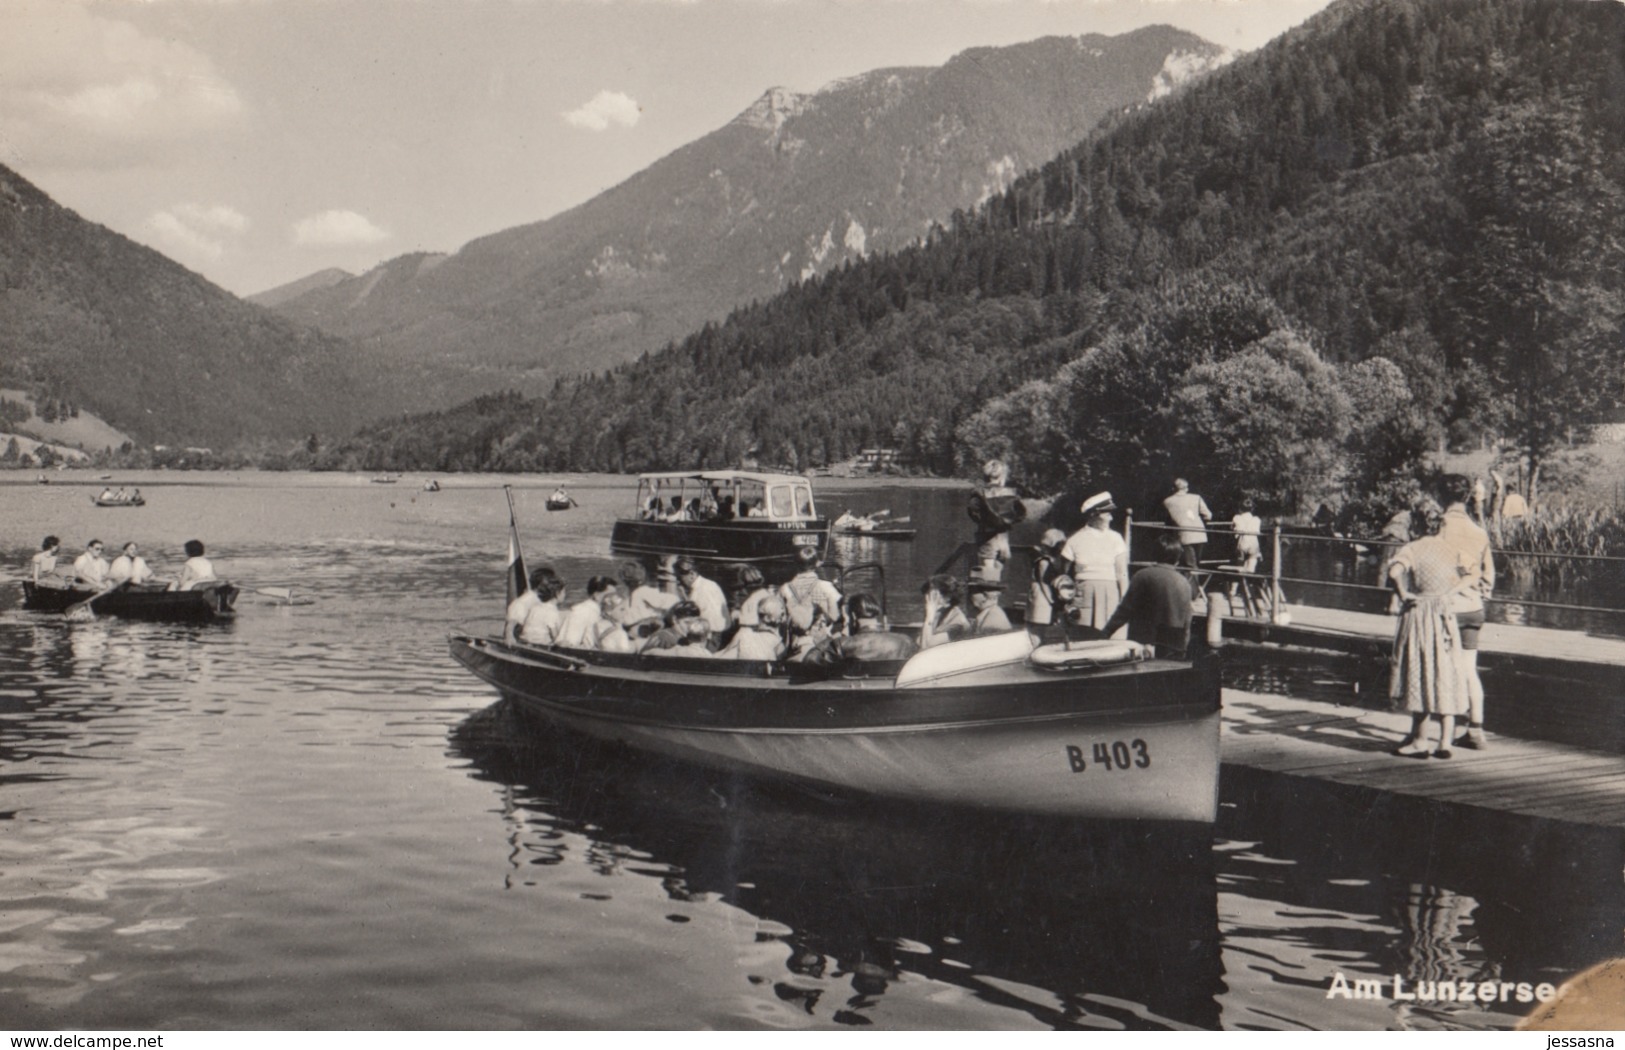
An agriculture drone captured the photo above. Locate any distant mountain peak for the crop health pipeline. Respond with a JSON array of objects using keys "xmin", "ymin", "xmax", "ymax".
[{"xmin": 736, "ymin": 87, "xmax": 809, "ymax": 132}]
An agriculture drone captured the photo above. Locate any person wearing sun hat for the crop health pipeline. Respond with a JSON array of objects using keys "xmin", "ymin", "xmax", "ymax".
[
  {"xmin": 1061, "ymin": 492, "xmax": 1129, "ymax": 634},
  {"xmin": 965, "ymin": 572, "xmax": 1014, "ymax": 637}
]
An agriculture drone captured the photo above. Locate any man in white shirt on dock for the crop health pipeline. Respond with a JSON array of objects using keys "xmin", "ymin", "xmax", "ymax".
[{"xmin": 1438, "ymin": 475, "xmax": 1494, "ymax": 749}]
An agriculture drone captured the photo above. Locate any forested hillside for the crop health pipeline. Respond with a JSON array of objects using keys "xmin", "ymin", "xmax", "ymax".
[
  {"xmin": 0, "ymin": 165, "xmax": 383, "ymax": 447},
  {"xmin": 335, "ymin": 0, "xmax": 1625, "ymax": 516}
]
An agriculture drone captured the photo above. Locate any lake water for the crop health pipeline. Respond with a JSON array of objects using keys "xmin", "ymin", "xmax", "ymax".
[{"xmin": 1, "ymin": 472, "xmax": 1618, "ymax": 1031}]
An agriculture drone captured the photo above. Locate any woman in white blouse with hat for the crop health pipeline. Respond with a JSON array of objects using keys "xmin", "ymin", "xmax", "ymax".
[{"xmin": 1061, "ymin": 492, "xmax": 1129, "ymax": 632}]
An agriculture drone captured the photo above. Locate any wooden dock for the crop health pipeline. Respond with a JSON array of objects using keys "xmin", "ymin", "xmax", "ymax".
[
  {"xmin": 1220, "ymin": 687, "xmax": 1625, "ymax": 829},
  {"xmin": 1218, "ymin": 599, "xmax": 1625, "ymax": 676},
  {"xmin": 1203, "ymin": 593, "xmax": 1625, "ymax": 828}
]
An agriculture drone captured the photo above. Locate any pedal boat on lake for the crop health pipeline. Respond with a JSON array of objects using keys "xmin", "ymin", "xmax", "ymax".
[
  {"xmin": 21, "ymin": 580, "xmax": 239, "ymax": 621},
  {"xmin": 448, "ymin": 629, "xmax": 1221, "ymax": 823},
  {"xmin": 609, "ymin": 470, "xmax": 831, "ymax": 575}
]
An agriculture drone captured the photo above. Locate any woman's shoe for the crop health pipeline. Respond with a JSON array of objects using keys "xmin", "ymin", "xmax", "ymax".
[
  {"xmin": 1392, "ymin": 745, "xmax": 1431, "ymax": 758},
  {"xmin": 1432, "ymin": 748, "xmax": 1452, "ymax": 760}
]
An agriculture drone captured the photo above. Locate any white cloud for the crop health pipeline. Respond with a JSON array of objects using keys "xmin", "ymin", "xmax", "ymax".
[
  {"xmin": 0, "ymin": 1, "xmax": 243, "ymax": 168},
  {"xmin": 292, "ymin": 210, "xmax": 390, "ymax": 247},
  {"xmin": 147, "ymin": 203, "xmax": 250, "ymax": 263},
  {"xmin": 563, "ymin": 90, "xmax": 642, "ymax": 131}
]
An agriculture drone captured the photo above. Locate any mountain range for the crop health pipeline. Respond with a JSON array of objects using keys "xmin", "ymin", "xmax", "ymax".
[
  {"xmin": 334, "ymin": 0, "xmax": 1625, "ymax": 497},
  {"xmin": 257, "ymin": 26, "xmax": 1229, "ymax": 407}
]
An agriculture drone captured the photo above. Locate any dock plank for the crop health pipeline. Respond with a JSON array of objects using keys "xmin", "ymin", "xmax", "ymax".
[{"xmin": 1221, "ymin": 688, "xmax": 1625, "ymax": 828}]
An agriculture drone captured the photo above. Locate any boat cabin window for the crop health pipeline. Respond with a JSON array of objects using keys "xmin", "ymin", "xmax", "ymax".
[
  {"xmin": 794, "ymin": 486, "xmax": 814, "ymax": 518},
  {"xmin": 769, "ymin": 485, "xmax": 792, "ymax": 519}
]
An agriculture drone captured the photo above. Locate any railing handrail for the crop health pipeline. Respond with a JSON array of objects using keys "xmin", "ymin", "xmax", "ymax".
[{"xmin": 1127, "ymin": 517, "xmax": 1625, "ymax": 567}]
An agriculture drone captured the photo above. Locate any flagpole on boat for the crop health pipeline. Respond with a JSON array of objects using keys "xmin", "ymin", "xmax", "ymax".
[{"xmin": 504, "ymin": 484, "xmax": 529, "ymax": 615}]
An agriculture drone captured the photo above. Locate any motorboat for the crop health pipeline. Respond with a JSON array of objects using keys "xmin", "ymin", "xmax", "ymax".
[
  {"xmin": 609, "ymin": 470, "xmax": 830, "ymax": 576},
  {"xmin": 449, "ymin": 628, "xmax": 1221, "ymax": 823}
]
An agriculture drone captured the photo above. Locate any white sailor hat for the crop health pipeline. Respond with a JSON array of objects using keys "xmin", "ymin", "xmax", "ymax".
[{"xmin": 1080, "ymin": 491, "xmax": 1116, "ymax": 516}]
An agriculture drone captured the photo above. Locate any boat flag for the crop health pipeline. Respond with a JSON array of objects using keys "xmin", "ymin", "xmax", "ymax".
[{"xmin": 504, "ymin": 485, "xmax": 528, "ymax": 608}]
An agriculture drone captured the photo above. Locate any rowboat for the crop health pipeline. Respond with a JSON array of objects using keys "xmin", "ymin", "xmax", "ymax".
[
  {"xmin": 91, "ymin": 496, "xmax": 145, "ymax": 507},
  {"xmin": 609, "ymin": 470, "xmax": 830, "ymax": 576},
  {"xmin": 21, "ymin": 580, "xmax": 239, "ymax": 621},
  {"xmin": 448, "ymin": 629, "xmax": 1221, "ymax": 823},
  {"xmin": 545, "ymin": 497, "xmax": 576, "ymax": 511}
]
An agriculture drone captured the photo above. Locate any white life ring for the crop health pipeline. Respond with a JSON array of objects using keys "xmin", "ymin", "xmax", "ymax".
[{"xmin": 1029, "ymin": 640, "xmax": 1149, "ymax": 671}]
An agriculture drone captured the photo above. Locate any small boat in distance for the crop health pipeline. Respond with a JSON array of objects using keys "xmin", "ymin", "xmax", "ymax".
[
  {"xmin": 832, "ymin": 509, "xmax": 916, "ymax": 541},
  {"xmin": 609, "ymin": 470, "xmax": 830, "ymax": 575},
  {"xmin": 371, "ymin": 474, "xmax": 400, "ymax": 484},
  {"xmin": 545, "ymin": 486, "xmax": 577, "ymax": 511},
  {"xmin": 91, "ymin": 494, "xmax": 145, "ymax": 508},
  {"xmin": 22, "ymin": 580, "xmax": 238, "ymax": 622},
  {"xmin": 423, "ymin": 479, "xmax": 442, "ymax": 492}
]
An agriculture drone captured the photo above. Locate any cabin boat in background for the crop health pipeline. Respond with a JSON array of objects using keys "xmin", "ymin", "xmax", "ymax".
[{"xmin": 609, "ymin": 470, "xmax": 830, "ymax": 576}]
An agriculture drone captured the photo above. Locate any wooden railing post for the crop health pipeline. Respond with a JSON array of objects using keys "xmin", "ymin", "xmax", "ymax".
[{"xmin": 1271, "ymin": 524, "xmax": 1283, "ymax": 625}]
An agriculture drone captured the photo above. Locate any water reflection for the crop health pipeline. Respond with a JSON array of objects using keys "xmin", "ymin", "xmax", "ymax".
[{"xmin": 450, "ymin": 700, "xmax": 1224, "ymax": 1030}]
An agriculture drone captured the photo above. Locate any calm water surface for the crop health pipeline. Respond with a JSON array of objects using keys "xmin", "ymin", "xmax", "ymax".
[{"xmin": 0, "ymin": 473, "xmax": 1617, "ymax": 1030}]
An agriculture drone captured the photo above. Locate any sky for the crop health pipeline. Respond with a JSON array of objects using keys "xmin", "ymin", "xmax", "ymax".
[{"xmin": 2, "ymin": 0, "xmax": 1337, "ymax": 298}]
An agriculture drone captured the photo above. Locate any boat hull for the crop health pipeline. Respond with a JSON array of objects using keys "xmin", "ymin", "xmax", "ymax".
[
  {"xmin": 449, "ymin": 634, "xmax": 1221, "ymax": 823},
  {"xmin": 91, "ymin": 497, "xmax": 145, "ymax": 507},
  {"xmin": 22, "ymin": 581, "xmax": 238, "ymax": 621},
  {"xmin": 610, "ymin": 517, "xmax": 831, "ymax": 571}
]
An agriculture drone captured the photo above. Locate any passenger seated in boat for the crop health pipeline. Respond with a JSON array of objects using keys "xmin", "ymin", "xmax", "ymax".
[
  {"xmin": 918, "ymin": 575, "xmax": 970, "ymax": 650},
  {"xmin": 559, "ymin": 575, "xmax": 618, "ymax": 648},
  {"xmin": 803, "ymin": 593, "xmax": 917, "ymax": 668},
  {"xmin": 728, "ymin": 565, "xmax": 775, "ymax": 627},
  {"xmin": 662, "ymin": 496, "xmax": 687, "ymax": 522},
  {"xmin": 99, "ymin": 488, "xmax": 114, "ymax": 502},
  {"xmin": 741, "ymin": 500, "xmax": 763, "ymax": 518},
  {"xmin": 716, "ymin": 495, "xmax": 737, "ymax": 522},
  {"xmin": 1095, "ymin": 534, "xmax": 1193, "ymax": 658},
  {"xmin": 517, "ymin": 572, "xmax": 567, "ymax": 645},
  {"xmin": 639, "ymin": 601, "xmax": 705, "ymax": 653},
  {"xmin": 29, "ymin": 535, "xmax": 63, "ymax": 587},
  {"xmin": 617, "ymin": 561, "xmax": 679, "ymax": 629},
  {"xmin": 686, "ymin": 497, "xmax": 706, "ymax": 522},
  {"xmin": 674, "ymin": 559, "xmax": 730, "ymax": 635},
  {"xmin": 589, "ymin": 592, "xmax": 635, "ymax": 653},
  {"xmin": 73, "ymin": 539, "xmax": 111, "ymax": 590},
  {"xmin": 779, "ymin": 548, "xmax": 843, "ymax": 656},
  {"xmin": 108, "ymin": 542, "xmax": 155, "ymax": 586},
  {"xmin": 506, "ymin": 566, "xmax": 550, "ymax": 643},
  {"xmin": 664, "ymin": 619, "xmax": 715, "ymax": 658},
  {"xmin": 966, "ymin": 575, "xmax": 1014, "ymax": 637},
  {"xmin": 716, "ymin": 595, "xmax": 787, "ymax": 661},
  {"xmin": 642, "ymin": 497, "xmax": 662, "ymax": 520},
  {"xmin": 130, "ymin": 488, "xmax": 142, "ymax": 502},
  {"xmin": 174, "ymin": 539, "xmax": 217, "ymax": 591}
]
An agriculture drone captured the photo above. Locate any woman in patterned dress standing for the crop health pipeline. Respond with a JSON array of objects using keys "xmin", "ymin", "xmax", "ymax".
[{"xmin": 1386, "ymin": 511, "xmax": 1471, "ymax": 758}]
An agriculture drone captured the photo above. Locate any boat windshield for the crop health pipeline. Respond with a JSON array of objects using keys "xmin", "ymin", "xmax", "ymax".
[{"xmin": 630, "ymin": 474, "xmax": 818, "ymax": 522}]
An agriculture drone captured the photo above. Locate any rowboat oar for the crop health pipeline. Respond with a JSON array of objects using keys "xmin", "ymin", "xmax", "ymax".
[
  {"xmin": 64, "ymin": 582, "xmax": 127, "ymax": 620},
  {"xmin": 255, "ymin": 586, "xmax": 314, "ymax": 606}
]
